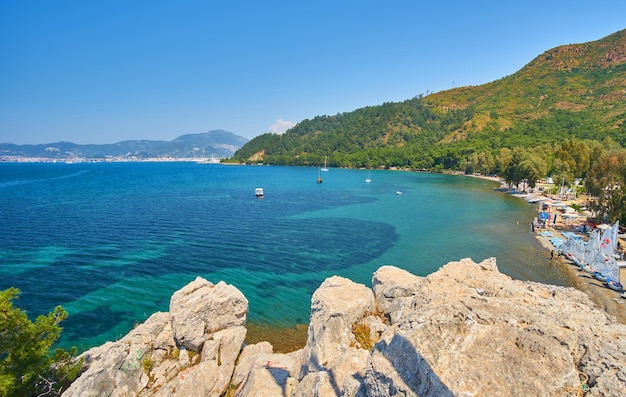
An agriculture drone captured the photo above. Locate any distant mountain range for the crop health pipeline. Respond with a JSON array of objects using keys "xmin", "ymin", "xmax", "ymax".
[{"xmin": 0, "ymin": 130, "xmax": 248, "ymax": 160}]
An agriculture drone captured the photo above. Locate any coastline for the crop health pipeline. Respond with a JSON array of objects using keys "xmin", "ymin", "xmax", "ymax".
[
  {"xmin": 468, "ymin": 173, "xmax": 626, "ymax": 324},
  {"xmin": 247, "ymin": 172, "xmax": 625, "ymax": 352},
  {"xmin": 534, "ymin": 221, "xmax": 626, "ymax": 324}
]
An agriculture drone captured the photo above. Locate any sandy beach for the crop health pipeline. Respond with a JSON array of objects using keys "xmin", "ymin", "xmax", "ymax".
[
  {"xmin": 534, "ymin": 222, "xmax": 626, "ymax": 324},
  {"xmin": 469, "ymin": 173, "xmax": 626, "ymax": 324}
]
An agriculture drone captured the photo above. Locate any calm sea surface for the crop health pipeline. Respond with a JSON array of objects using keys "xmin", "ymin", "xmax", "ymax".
[{"xmin": 0, "ymin": 162, "xmax": 575, "ymax": 351}]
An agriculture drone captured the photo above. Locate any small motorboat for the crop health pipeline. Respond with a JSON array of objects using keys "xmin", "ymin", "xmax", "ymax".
[
  {"xmin": 594, "ymin": 272, "xmax": 607, "ymax": 282},
  {"xmin": 255, "ymin": 187, "xmax": 264, "ymax": 198},
  {"xmin": 607, "ymin": 280, "xmax": 624, "ymax": 291},
  {"xmin": 579, "ymin": 264, "xmax": 597, "ymax": 274}
]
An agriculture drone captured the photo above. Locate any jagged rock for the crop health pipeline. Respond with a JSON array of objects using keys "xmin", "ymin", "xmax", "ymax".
[
  {"xmin": 360, "ymin": 329, "xmax": 454, "ymax": 397},
  {"xmin": 199, "ymin": 326, "xmax": 247, "ymax": 394},
  {"xmin": 62, "ymin": 277, "xmax": 248, "ymax": 397},
  {"xmin": 63, "ymin": 260, "xmax": 626, "ymax": 397},
  {"xmin": 154, "ymin": 359, "xmax": 220, "ymax": 397},
  {"xmin": 361, "ymin": 258, "xmax": 626, "ymax": 396},
  {"xmin": 294, "ymin": 371, "xmax": 339, "ymax": 397},
  {"xmin": 235, "ymin": 353, "xmax": 297, "ymax": 397},
  {"xmin": 231, "ymin": 341, "xmax": 274, "ymax": 386},
  {"xmin": 169, "ymin": 277, "xmax": 248, "ymax": 352},
  {"xmin": 295, "ymin": 275, "xmax": 377, "ymax": 397},
  {"xmin": 372, "ymin": 265, "xmax": 425, "ymax": 325},
  {"xmin": 62, "ymin": 312, "xmax": 171, "ymax": 397}
]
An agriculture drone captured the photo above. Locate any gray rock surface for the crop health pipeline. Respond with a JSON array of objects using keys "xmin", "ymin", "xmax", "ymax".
[
  {"xmin": 296, "ymin": 275, "xmax": 375, "ymax": 395},
  {"xmin": 63, "ymin": 259, "xmax": 626, "ymax": 397},
  {"xmin": 169, "ymin": 277, "xmax": 248, "ymax": 352}
]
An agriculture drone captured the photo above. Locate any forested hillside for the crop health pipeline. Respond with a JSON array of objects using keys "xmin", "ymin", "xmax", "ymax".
[
  {"xmin": 231, "ymin": 29, "xmax": 626, "ymax": 223},
  {"xmin": 231, "ymin": 29, "xmax": 626, "ymax": 172}
]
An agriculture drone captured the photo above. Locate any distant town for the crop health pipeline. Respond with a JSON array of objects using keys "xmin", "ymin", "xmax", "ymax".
[{"xmin": 0, "ymin": 156, "xmax": 224, "ymax": 163}]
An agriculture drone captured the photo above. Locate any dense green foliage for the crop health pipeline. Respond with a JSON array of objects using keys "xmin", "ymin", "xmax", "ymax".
[
  {"xmin": 0, "ymin": 288, "xmax": 81, "ymax": 397},
  {"xmin": 233, "ymin": 96, "xmax": 475, "ymax": 169},
  {"xmin": 230, "ymin": 29, "xmax": 626, "ymax": 222},
  {"xmin": 585, "ymin": 147, "xmax": 626, "ymax": 224}
]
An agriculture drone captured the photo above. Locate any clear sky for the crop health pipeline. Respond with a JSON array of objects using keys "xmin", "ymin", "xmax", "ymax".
[{"xmin": 1, "ymin": 1, "xmax": 625, "ymax": 144}]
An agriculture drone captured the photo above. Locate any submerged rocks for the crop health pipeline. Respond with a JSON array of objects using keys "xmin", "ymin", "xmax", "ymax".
[{"xmin": 63, "ymin": 259, "xmax": 626, "ymax": 397}]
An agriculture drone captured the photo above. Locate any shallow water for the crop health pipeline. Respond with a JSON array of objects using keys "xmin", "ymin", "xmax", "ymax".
[{"xmin": 0, "ymin": 162, "xmax": 574, "ymax": 351}]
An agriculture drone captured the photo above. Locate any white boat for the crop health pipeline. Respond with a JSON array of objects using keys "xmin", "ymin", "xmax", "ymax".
[
  {"xmin": 396, "ymin": 191, "xmax": 403, "ymax": 195},
  {"xmin": 365, "ymin": 169, "xmax": 371, "ymax": 184},
  {"xmin": 321, "ymin": 156, "xmax": 329, "ymax": 172},
  {"xmin": 526, "ymin": 196, "xmax": 544, "ymax": 203},
  {"xmin": 559, "ymin": 235, "xmax": 586, "ymax": 267},
  {"xmin": 583, "ymin": 229, "xmax": 605, "ymax": 274},
  {"xmin": 255, "ymin": 187, "xmax": 264, "ymax": 198},
  {"xmin": 590, "ymin": 226, "xmax": 624, "ymax": 290},
  {"xmin": 594, "ymin": 271, "xmax": 608, "ymax": 282},
  {"xmin": 197, "ymin": 155, "xmax": 221, "ymax": 164},
  {"xmin": 607, "ymin": 279, "xmax": 623, "ymax": 291}
]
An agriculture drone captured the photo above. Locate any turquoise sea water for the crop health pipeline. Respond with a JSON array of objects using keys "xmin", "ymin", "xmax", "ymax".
[{"xmin": 0, "ymin": 162, "xmax": 575, "ymax": 351}]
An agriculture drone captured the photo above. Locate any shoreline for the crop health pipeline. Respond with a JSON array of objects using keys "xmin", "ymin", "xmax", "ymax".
[
  {"xmin": 246, "ymin": 172, "xmax": 625, "ymax": 352},
  {"xmin": 534, "ymin": 222, "xmax": 626, "ymax": 324},
  {"xmin": 468, "ymin": 173, "xmax": 626, "ymax": 324}
]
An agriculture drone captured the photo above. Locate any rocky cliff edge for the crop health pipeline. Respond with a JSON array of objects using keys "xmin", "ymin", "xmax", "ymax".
[{"xmin": 62, "ymin": 258, "xmax": 626, "ymax": 397}]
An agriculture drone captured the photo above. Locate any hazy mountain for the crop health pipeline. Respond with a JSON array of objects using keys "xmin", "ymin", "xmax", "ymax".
[{"xmin": 0, "ymin": 130, "xmax": 248, "ymax": 160}]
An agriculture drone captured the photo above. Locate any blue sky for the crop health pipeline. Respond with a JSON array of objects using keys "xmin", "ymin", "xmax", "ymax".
[{"xmin": 1, "ymin": 1, "xmax": 625, "ymax": 144}]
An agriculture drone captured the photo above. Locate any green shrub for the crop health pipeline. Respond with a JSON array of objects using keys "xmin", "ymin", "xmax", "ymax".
[{"xmin": 0, "ymin": 287, "xmax": 82, "ymax": 397}]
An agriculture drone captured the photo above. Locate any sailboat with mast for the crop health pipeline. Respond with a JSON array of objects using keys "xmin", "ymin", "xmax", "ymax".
[
  {"xmin": 597, "ymin": 223, "xmax": 623, "ymax": 290},
  {"xmin": 321, "ymin": 156, "xmax": 329, "ymax": 172}
]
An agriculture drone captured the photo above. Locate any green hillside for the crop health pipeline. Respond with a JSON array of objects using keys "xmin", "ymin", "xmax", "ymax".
[
  {"xmin": 426, "ymin": 29, "xmax": 626, "ymax": 146},
  {"xmin": 232, "ymin": 29, "xmax": 626, "ymax": 171}
]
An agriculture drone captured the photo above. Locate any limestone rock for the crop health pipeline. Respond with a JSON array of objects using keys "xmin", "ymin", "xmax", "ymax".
[
  {"xmin": 232, "ymin": 341, "xmax": 274, "ymax": 386},
  {"xmin": 169, "ymin": 277, "xmax": 248, "ymax": 352},
  {"xmin": 362, "ymin": 259, "xmax": 626, "ymax": 396},
  {"xmin": 63, "ymin": 277, "xmax": 248, "ymax": 397},
  {"xmin": 236, "ymin": 353, "xmax": 296, "ymax": 397},
  {"xmin": 200, "ymin": 326, "xmax": 247, "ymax": 393},
  {"xmin": 296, "ymin": 276, "xmax": 377, "ymax": 397},
  {"xmin": 294, "ymin": 371, "xmax": 340, "ymax": 397},
  {"xmin": 372, "ymin": 265, "xmax": 426, "ymax": 325},
  {"xmin": 62, "ymin": 312, "xmax": 170, "ymax": 397},
  {"xmin": 360, "ymin": 329, "xmax": 454, "ymax": 397},
  {"xmin": 63, "ymin": 260, "xmax": 626, "ymax": 397}
]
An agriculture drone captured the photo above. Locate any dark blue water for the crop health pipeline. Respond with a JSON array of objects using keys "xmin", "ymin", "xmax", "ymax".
[{"xmin": 0, "ymin": 162, "xmax": 574, "ymax": 351}]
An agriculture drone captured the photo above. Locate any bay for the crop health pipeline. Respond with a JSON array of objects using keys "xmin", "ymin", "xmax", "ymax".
[{"xmin": 0, "ymin": 162, "xmax": 574, "ymax": 351}]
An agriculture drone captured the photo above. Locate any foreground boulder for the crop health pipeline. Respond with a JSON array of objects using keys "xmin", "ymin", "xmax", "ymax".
[
  {"xmin": 63, "ymin": 259, "xmax": 626, "ymax": 396},
  {"xmin": 170, "ymin": 277, "xmax": 248, "ymax": 352},
  {"xmin": 295, "ymin": 276, "xmax": 377, "ymax": 397},
  {"xmin": 62, "ymin": 278, "xmax": 249, "ymax": 397},
  {"xmin": 364, "ymin": 259, "xmax": 626, "ymax": 396}
]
